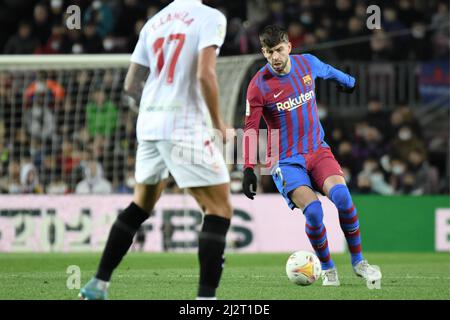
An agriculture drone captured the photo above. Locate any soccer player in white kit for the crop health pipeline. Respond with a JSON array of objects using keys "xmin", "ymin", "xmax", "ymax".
[{"xmin": 80, "ymin": 0, "xmax": 232, "ymax": 300}]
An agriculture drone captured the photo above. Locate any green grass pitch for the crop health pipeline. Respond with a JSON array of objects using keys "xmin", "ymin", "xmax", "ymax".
[{"xmin": 0, "ymin": 252, "xmax": 448, "ymax": 300}]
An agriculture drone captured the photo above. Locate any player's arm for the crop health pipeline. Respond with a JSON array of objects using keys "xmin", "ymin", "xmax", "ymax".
[
  {"xmin": 125, "ymin": 23, "xmax": 150, "ymax": 106},
  {"xmin": 304, "ymin": 54, "xmax": 356, "ymax": 93},
  {"xmin": 242, "ymin": 82, "xmax": 264, "ymax": 200},
  {"xmin": 124, "ymin": 62, "xmax": 149, "ymax": 105},
  {"xmin": 197, "ymin": 45, "xmax": 228, "ymax": 137}
]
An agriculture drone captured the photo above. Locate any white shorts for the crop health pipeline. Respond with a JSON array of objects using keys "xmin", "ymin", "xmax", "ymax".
[{"xmin": 135, "ymin": 139, "xmax": 230, "ymax": 189}]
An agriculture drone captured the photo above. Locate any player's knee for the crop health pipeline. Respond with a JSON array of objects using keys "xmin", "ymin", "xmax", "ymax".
[
  {"xmin": 206, "ymin": 199, "xmax": 233, "ymax": 219},
  {"xmin": 303, "ymin": 200, "xmax": 323, "ymax": 227},
  {"xmin": 329, "ymin": 184, "xmax": 352, "ymax": 211}
]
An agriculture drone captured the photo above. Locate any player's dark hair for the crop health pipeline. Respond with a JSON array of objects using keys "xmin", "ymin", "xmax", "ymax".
[{"xmin": 259, "ymin": 25, "xmax": 289, "ymax": 48}]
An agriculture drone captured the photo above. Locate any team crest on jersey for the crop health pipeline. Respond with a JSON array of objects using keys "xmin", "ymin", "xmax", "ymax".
[{"xmin": 302, "ymin": 74, "xmax": 312, "ymax": 86}]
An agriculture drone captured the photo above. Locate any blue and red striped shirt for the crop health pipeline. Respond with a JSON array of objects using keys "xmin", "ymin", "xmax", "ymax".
[{"xmin": 243, "ymin": 54, "xmax": 355, "ymax": 169}]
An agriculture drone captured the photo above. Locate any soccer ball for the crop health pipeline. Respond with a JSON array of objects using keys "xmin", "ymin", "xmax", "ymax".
[{"xmin": 286, "ymin": 250, "xmax": 322, "ymax": 286}]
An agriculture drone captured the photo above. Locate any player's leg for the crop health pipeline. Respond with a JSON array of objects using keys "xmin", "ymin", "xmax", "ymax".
[
  {"xmin": 95, "ymin": 182, "xmax": 166, "ymax": 282},
  {"xmin": 159, "ymin": 138, "xmax": 232, "ymax": 299},
  {"xmin": 79, "ymin": 182, "xmax": 165, "ymax": 300},
  {"xmin": 323, "ymin": 175, "xmax": 364, "ymax": 266},
  {"xmin": 290, "ymin": 186, "xmax": 333, "ymax": 271},
  {"xmin": 310, "ymin": 147, "xmax": 381, "ymax": 286},
  {"xmin": 323, "ymin": 175, "xmax": 382, "ymax": 286},
  {"xmin": 80, "ymin": 141, "xmax": 169, "ymax": 299},
  {"xmin": 188, "ymin": 183, "xmax": 233, "ymax": 300},
  {"xmin": 272, "ymin": 160, "xmax": 338, "ymax": 286}
]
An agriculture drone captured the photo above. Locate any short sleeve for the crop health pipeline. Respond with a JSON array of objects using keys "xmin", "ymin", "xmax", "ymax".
[
  {"xmin": 197, "ymin": 11, "xmax": 227, "ymax": 54},
  {"xmin": 130, "ymin": 28, "xmax": 150, "ymax": 67}
]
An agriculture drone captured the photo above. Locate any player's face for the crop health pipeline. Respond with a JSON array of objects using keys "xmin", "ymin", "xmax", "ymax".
[{"xmin": 262, "ymin": 41, "xmax": 292, "ymax": 74}]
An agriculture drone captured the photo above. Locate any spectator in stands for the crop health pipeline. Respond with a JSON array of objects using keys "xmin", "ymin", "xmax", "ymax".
[
  {"xmin": 3, "ymin": 22, "xmax": 39, "ymax": 54},
  {"xmin": 0, "ymin": 121, "xmax": 8, "ymax": 180},
  {"xmin": 39, "ymin": 152, "xmax": 58, "ymax": 188},
  {"xmin": 359, "ymin": 158, "xmax": 394, "ymax": 195},
  {"xmin": 334, "ymin": 0, "xmax": 354, "ymax": 39},
  {"xmin": 115, "ymin": 0, "xmax": 146, "ymax": 38},
  {"xmin": 336, "ymin": 140, "xmax": 361, "ymax": 177},
  {"xmin": 33, "ymin": 2, "xmax": 52, "ymax": 46},
  {"xmin": 390, "ymin": 125, "xmax": 426, "ymax": 163},
  {"xmin": 431, "ymin": 1, "xmax": 450, "ymax": 59},
  {"xmin": 261, "ymin": 0, "xmax": 287, "ymax": 29},
  {"xmin": 83, "ymin": 0, "xmax": 115, "ymax": 38},
  {"xmin": 56, "ymin": 98, "xmax": 76, "ymax": 137},
  {"xmin": 24, "ymin": 95, "xmax": 56, "ymax": 141},
  {"xmin": 64, "ymin": 29, "xmax": 84, "ymax": 54},
  {"xmin": 0, "ymin": 121, "xmax": 10, "ymax": 192},
  {"xmin": 59, "ymin": 140, "xmax": 78, "ymax": 177},
  {"xmin": 20, "ymin": 162, "xmax": 43, "ymax": 194},
  {"xmin": 24, "ymin": 71, "xmax": 65, "ymax": 105},
  {"xmin": 353, "ymin": 123, "xmax": 387, "ymax": 161},
  {"xmin": 370, "ymin": 29, "xmax": 394, "ymax": 61},
  {"xmin": 115, "ymin": 168, "xmax": 135, "ymax": 194},
  {"xmin": 49, "ymin": 0, "xmax": 65, "ymax": 23},
  {"xmin": 46, "ymin": 171, "xmax": 69, "ymax": 194},
  {"xmin": 397, "ymin": 0, "xmax": 422, "ymax": 28},
  {"xmin": 82, "ymin": 23, "xmax": 103, "ymax": 53},
  {"xmin": 388, "ymin": 157, "xmax": 409, "ymax": 193},
  {"xmin": 5, "ymin": 162, "xmax": 22, "ymax": 194},
  {"xmin": 366, "ymin": 98, "xmax": 391, "ymax": 136},
  {"xmin": 221, "ymin": 18, "xmax": 248, "ymax": 56},
  {"xmin": 128, "ymin": 19, "xmax": 145, "ymax": 52},
  {"xmin": 355, "ymin": 173, "xmax": 372, "ymax": 194},
  {"xmin": 392, "ymin": 169, "xmax": 417, "ymax": 195},
  {"xmin": 287, "ymin": 21, "xmax": 305, "ymax": 50},
  {"xmin": 86, "ymin": 86, "xmax": 118, "ymax": 138},
  {"xmin": 407, "ymin": 148, "xmax": 440, "ymax": 194},
  {"xmin": 382, "ymin": 6, "xmax": 406, "ymax": 34},
  {"xmin": 338, "ymin": 16, "xmax": 371, "ymax": 61},
  {"xmin": 75, "ymin": 159, "xmax": 112, "ymax": 194},
  {"xmin": 35, "ymin": 24, "xmax": 68, "ymax": 54}
]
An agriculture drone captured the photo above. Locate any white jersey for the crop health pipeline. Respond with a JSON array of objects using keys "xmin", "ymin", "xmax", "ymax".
[{"xmin": 130, "ymin": 0, "xmax": 227, "ymax": 141}]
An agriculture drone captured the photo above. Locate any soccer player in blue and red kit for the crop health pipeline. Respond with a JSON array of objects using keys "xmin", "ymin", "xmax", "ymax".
[{"xmin": 242, "ymin": 25, "xmax": 382, "ymax": 287}]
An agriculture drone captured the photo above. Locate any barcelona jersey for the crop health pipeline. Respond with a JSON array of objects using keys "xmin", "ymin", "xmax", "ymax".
[{"xmin": 243, "ymin": 54, "xmax": 355, "ymax": 169}]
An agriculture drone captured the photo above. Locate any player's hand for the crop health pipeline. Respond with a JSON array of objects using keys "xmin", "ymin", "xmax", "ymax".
[
  {"xmin": 242, "ymin": 167, "xmax": 257, "ymax": 200},
  {"xmin": 336, "ymin": 82, "xmax": 356, "ymax": 94}
]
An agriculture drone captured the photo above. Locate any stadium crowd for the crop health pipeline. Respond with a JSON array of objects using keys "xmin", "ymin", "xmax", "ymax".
[
  {"xmin": 0, "ymin": 67, "xmax": 446, "ymax": 196},
  {"xmin": 0, "ymin": 0, "xmax": 448, "ymax": 60},
  {"xmin": 0, "ymin": 0, "xmax": 448, "ymax": 195}
]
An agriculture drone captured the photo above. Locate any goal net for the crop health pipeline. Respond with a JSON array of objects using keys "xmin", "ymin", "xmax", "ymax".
[{"xmin": 0, "ymin": 54, "xmax": 257, "ymax": 195}]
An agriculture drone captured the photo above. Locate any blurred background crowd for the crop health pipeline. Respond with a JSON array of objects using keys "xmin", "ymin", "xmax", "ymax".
[
  {"xmin": 0, "ymin": 0, "xmax": 448, "ymax": 59},
  {"xmin": 0, "ymin": 0, "xmax": 448, "ymax": 196}
]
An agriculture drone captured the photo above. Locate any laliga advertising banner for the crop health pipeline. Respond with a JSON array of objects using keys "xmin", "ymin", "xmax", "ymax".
[{"xmin": 0, "ymin": 195, "xmax": 345, "ymax": 253}]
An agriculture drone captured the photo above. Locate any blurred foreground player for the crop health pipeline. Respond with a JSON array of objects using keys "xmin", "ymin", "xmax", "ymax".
[
  {"xmin": 80, "ymin": 0, "xmax": 232, "ymax": 300},
  {"xmin": 242, "ymin": 25, "xmax": 381, "ymax": 288}
]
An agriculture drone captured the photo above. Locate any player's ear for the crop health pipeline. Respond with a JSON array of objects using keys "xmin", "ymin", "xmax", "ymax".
[
  {"xmin": 287, "ymin": 42, "xmax": 292, "ymax": 54},
  {"xmin": 261, "ymin": 47, "xmax": 268, "ymax": 58}
]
